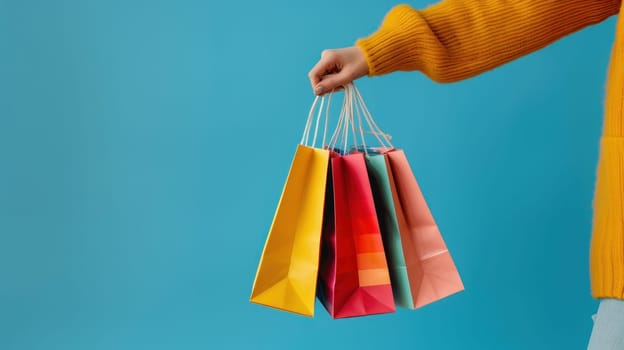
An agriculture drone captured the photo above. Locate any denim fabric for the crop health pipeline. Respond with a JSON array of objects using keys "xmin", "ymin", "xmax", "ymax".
[{"xmin": 588, "ymin": 299, "xmax": 624, "ymax": 349}]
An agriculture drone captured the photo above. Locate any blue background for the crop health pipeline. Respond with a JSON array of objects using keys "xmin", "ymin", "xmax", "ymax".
[{"xmin": 0, "ymin": 0, "xmax": 618, "ymax": 349}]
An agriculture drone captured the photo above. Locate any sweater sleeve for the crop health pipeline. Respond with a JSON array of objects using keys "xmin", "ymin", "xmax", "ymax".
[{"xmin": 356, "ymin": 1, "xmax": 621, "ymax": 83}]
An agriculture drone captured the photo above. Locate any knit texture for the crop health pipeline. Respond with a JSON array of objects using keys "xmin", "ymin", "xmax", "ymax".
[{"xmin": 356, "ymin": 0, "xmax": 624, "ymax": 298}]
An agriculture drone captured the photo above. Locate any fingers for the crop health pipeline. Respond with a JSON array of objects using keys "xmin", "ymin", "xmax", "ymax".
[
  {"xmin": 308, "ymin": 50, "xmax": 337, "ymax": 94},
  {"xmin": 308, "ymin": 47, "xmax": 368, "ymax": 95},
  {"xmin": 315, "ymin": 70, "xmax": 356, "ymax": 95}
]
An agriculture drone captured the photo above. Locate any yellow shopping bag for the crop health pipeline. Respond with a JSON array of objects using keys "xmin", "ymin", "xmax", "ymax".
[{"xmin": 250, "ymin": 96, "xmax": 331, "ymax": 316}]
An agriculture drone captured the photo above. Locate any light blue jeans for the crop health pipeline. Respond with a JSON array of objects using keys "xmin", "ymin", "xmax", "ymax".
[{"xmin": 587, "ymin": 299, "xmax": 624, "ymax": 349}]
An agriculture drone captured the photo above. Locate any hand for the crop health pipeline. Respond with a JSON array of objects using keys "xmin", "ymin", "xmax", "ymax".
[{"xmin": 308, "ymin": 46, "xmax": 369, "ymax": 95}]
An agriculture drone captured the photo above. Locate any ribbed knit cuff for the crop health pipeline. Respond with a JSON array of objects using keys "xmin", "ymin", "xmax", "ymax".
[{"xmin": 355, "ymin": 4, "xmax": 428, "ymax": 77}]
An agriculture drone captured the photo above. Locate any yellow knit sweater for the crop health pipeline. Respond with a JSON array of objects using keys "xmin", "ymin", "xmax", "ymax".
[{"xmin": 356, "ymin": 0, "xmax": 624, "ymax": 299}]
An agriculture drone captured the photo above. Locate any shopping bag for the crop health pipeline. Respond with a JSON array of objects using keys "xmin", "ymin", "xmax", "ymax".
[
  {"xmin": 365, "ymin": 153, "xmax": 414, "ymax": 309},
  {"xmin": 385, "ymin": 150, "xmax": 464, "ymax": 308},
  {"xmin": 317, "ymin": 151, "xmax": 395, "ymax": 317},
  {"xmin": 317, "ymin": 151, "xmax": 337, "ymax": 315},
  {"xmin": 347, "ymin": 83, "xmax": 463, "ymax": 309},
  {"xmin": 250, "ymin": 97, "xmax": 330, "ymax": 316}
]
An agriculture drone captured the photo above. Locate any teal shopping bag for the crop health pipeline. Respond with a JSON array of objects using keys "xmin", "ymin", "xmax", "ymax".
[{"xmin": 365, "ymin": 153, "xmax": 414, "ymax": 309}]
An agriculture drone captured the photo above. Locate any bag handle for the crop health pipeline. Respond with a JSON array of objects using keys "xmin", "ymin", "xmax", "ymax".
[
  {"xmin": 328, "ymin": 84, "xmax": 361, "ymax": 155},
  {"xmin": 305, "ymin": 83, "xmax": 390, "ymax": 154},
  {"xmin": 351, "ymin": 84, "xmax": 394, "ymax": 150},
  {"xmin": 300, "ymin": 91, "xmax": 336, "ymax": 148},
  {"xmin": 328, "ymin": 87, "xmax": 349, "ymax": 152},
  {"xmin": 327, "ymin": 83, "xmax": 394, "ymax": 155},
  {"xmin": 300, "ymin": 95, "xmax": 323, "ymax": 146}
]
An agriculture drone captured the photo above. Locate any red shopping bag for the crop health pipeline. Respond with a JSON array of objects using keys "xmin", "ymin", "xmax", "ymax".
[{"xmin": 317, "ymin": 151, "xmax": 395, "ymax": 318}]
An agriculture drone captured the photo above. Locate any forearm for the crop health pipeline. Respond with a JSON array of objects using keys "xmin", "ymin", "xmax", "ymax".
[{"xmin": 357, "ymin": 1, "xmax": 620, "ymax": 83}]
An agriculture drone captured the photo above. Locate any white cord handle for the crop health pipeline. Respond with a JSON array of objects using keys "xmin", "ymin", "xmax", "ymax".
[
  {"xmin": 300, "ymin": 95, "xmax": 320, "ymax": 146},
  {"xmin": 328, "ymin": 85, "xmax": 357, "ymax": 155},
  {"xmin": 352, "ymin": 84, "xmax": 394, "ymax": 149},
  {"xmin": 305, "ymin": 83, "xmax": 390, "ymax": 154},
  {"xmin": 328, "ymin": 88, "xmax": 349, "ymax": 151},
  {"xmin": 300, "ymin": 91, "xmax": 335, "ymax": 148}
]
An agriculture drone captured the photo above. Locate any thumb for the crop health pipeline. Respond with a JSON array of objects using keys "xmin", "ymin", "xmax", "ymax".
[{"xmin": 315, "ymin": 70, "xmax": 356, "ymax": 95}]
